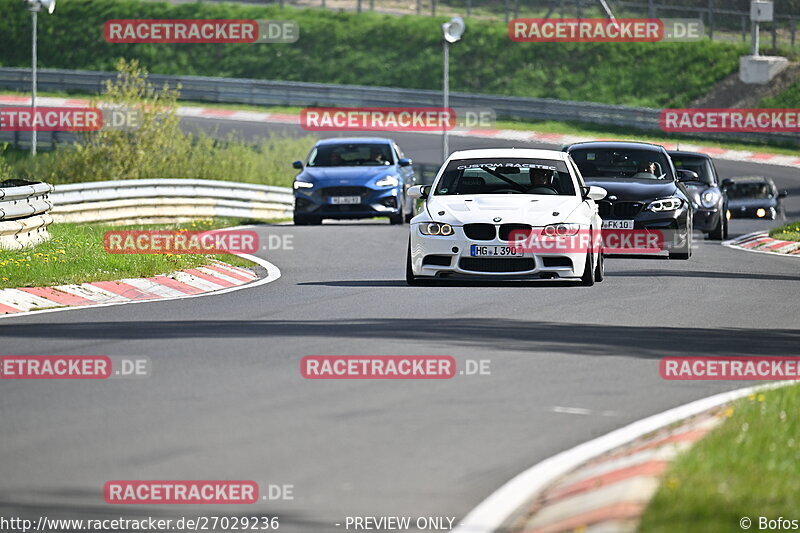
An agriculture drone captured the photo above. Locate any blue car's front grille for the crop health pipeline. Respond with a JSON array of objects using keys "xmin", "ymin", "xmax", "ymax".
[{"xmin": 321, "ymin": 186, "xmax": 370, "ymax": 198}]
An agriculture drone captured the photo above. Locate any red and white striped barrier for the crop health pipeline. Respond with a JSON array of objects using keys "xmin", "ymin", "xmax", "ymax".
[
  {"xmin": 0, "ymin": 260, "xmax": 258, "ymax": 315},
  {"xmin": 724, "ymin": 232, "xmax": 800, "ymax": 256}
]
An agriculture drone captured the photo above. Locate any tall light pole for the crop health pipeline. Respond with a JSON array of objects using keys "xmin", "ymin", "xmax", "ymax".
[
  {"xmin": 25, "ymin": 0, "xmax": 56, "ymax": 156},
  {"xmin": 441, "ymin": 16, "xmax": 464, "ymax": 164}
]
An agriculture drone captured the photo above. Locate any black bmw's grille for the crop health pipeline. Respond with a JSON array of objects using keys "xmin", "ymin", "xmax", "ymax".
[
  {"xmin": 464, "ymin": 223, "xmax": 496, "ymax": 240},
  {"xmin": 321, "ymin": 186, "xmax": 369, "ymax": 197},
  {"xmin": 499, "ymin": 224, "xmax": 532, "ymax": 241},
  {"xmin": 459, "ymin": 258, "xmax": 535, "ymax": 272},
  {"xmin": 598, "ymin": 201, "xmax": 643, "ymax": 218}
]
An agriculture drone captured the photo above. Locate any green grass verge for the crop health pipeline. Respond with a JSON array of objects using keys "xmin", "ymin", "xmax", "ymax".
[
  {"xmin": 769, "ymin": 221, "xmax": 800, "ymax": 241},
  {"xmin": 0, "ymin": 219, "xmax": 260, "ymax": 290},
  {"xmin": 760, "ymin": 80, "xmax": 800, "ymax": 108},
  {"xmin": 639, "ymin": 384, "xmax": 800, "ymax": 533}
]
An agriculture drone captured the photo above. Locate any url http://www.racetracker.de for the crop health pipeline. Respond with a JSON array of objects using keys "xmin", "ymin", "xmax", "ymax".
[{"xmin": 0, "ymin": 515, "xmax": 280, "ymax": 532}]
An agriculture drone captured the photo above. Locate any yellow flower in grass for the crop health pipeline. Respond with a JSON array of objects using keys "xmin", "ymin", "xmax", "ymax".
[
  {"xmin": 724, "ymin": 407, "xmax": 735, "ymax": 418},
  {"xmin": 757, "ymin": 394, "xmax": 766, "ymax": 402},
  {"xmin": 665, "ymin": 477, "xmax": 680, "ymax": 490}
]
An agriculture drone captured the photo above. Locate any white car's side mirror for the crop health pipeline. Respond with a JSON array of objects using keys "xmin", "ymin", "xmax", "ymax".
[
  {"xmin": 585, "ymin": 186, "xmax": 607, "ymax": 201},
  {"xmin": 407, "ymin": 185, "xmax": 429, "ymax": 199}
]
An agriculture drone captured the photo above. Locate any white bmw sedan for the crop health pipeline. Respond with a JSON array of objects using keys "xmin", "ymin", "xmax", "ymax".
[{"xmin": 406, "ymin": 148, "xmax": 607, "ymax": 285}]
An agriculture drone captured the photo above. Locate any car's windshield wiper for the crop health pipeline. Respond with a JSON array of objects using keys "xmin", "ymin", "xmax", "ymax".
[{"xmin": 478, "ymin": 166, "xmax": 527, "ymax": 192}]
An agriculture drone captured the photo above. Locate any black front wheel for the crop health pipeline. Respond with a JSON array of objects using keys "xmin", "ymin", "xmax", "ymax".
[
  {"xmin": 580, "ymin": 252, "xmax": 595, "ymax": 286},
  {"xmin": 406, "ymin": 242, "xmax": 420, "ymax": 285},
  {"xmin": 594, "ymin": 252, "xmax": 604, "ymax": 282},
  {"xmin": 669, "ymin": 229, "xmax": 692, "ymax": 260},
  {"xmin": 708, "ymin": 216, "xmax": 725, "ymax": 240}
]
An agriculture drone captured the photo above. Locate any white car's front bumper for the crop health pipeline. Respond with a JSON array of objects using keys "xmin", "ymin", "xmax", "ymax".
[{"xmin": 409, "ymin": 224, "xmax": 590, "ymax": 279}]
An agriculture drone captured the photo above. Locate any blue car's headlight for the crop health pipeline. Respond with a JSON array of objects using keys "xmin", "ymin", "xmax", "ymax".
[
  {"xmin": 294, "ymin": 181, "xmax": 314, "ymax": 190},
  {"xmin": 375, "ymin": 175, "xmax": 399, "ymax": 188}
]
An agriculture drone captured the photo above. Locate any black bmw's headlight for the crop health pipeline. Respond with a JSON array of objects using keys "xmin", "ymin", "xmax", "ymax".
[{"xmin": 647, "ymin": 197, "xmax": 683, "ymax": 212}]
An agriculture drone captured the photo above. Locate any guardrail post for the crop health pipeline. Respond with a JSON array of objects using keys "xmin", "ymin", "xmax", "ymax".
[
  {"xmin": 466, "ymin": 0, "xmax": 471, "ymax": 17},
  {"xmin": 791, "ymin": 19, "xmax": 796, "ymax": 47},
  {"xmin": 357, "ymin": 0, "xmax": 362, "ymax": 13},
  {"xmin": 432, "ymin": 0, "xmax": 436, "ymax": 16},
  {"xmin": 772, "ymin": 22, "xmax": 777, "ymax": 50},
  {"xmin": 742, "ymin": 15, "xmax": 747, "ymax": 42},
  {"xmin": 416, "ymin": 0, "xmax": 420, "ymax": 15},
  {"xmin": 707, "ymin": 1, "xmax": 713, "ymax": 40},
  {"xmin": 370, "ymin": 0, "xmax": 374, "ymax": 10}
]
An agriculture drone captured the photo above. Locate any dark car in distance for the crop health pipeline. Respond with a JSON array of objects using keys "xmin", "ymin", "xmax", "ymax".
[
  {"xmin": 565, "ymin": 141, "xmax": 693, "ymax": 259},
  {"xmin": 668, "ymin": 151, "xmax": 728, "ymax": 240},
  {"xmin": 292, "ymin": 137, "xmax": 416, "ymax": 225},
  {"xmin": 722, "ymin": 177, "xmax": 789, "ymax": 221}
]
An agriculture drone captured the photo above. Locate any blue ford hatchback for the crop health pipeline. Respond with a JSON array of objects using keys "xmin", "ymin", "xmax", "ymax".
[{"xmin": 292, "ymin": 138, "xmax": 416, "ymax": 225}]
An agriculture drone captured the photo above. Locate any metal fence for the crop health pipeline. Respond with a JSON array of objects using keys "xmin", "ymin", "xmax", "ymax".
[
  {"xmin": 1, "ymin": 67, "xmax": 797, "ymax": 147},
  {"xmin": 49, "ymin": 179, "xmax": 294, "ymax": 225},
  {"xmin": 0, "ymin": 180, "xmax": 54, "ymax": 249}
]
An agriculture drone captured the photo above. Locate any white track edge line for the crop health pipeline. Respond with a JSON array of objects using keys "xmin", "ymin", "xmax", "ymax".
[{"xmin": 452, "ymin": 380, "xmax": 793, "ymax": 533}]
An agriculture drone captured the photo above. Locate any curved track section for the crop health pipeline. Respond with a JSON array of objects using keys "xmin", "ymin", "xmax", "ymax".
[{"xmin": 0, "ymin": 118, "xmax": 797, "ymax": 531}]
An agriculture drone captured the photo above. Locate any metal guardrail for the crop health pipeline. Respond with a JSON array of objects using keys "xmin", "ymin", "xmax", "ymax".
[
  {"xmin": 0, "ymin": 67, "xmax": 797, "ymax": 146},
  {"xmin": 49, "ymin": 179, "xmax": 294, "ymax": 225},
  {"xmin": 0, "ymin": 180, "xmax": 55, "ymax": 250}
]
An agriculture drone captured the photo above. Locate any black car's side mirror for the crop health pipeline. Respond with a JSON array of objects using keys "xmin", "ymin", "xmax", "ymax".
[
  {"xmin": 722, "ymin": 178, "xmax": 734, "ymax": 188},
  {"xmin": 677, "ymin": 169, "xmax": 700, "ymax": 182},
  {"xmin": 292, "ymin": 160, "xmax": 304, "ymax": 170},
  {"xmin": 778, "ymin": 189, "xmax": 789, "ymax": 198},
  {"xmin": 398, "ymin": 158, "xmax": 412, "ymax": 167}
]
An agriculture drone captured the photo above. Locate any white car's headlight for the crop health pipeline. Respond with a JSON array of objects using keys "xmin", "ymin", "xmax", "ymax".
[
  {"xmin": 542, "ymin": 223, "xmax": 581, "ymax": 236},
  {"xmin": 294, "ymin": 181, "xmax": 314, "ymax": 190},
  {"xmin": 700, "ymin": 189, "xmax": 720, "ymax": 209},
  {"xmin": 647, "ymin": 197, "xmax": 683, "ymax": 212},
  {"xmin": 375, "ymin": 175, "xmax": 399, "ymax": 187},
  {"xmin": 419, "ymin": 222, "xmax": 454, "ymax": 236}
]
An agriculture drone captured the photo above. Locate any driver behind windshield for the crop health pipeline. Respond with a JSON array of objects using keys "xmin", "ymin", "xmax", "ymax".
[
  {"xmin": 530, "ymin": 168, "xmax": 554, "ymax": 187},
  {"xmin": 370, "ymin": 148, "xmax": 389, "ymax": 165},
  {"xmin": 633, "ymin": 161, "xmax": 659, "ymax": 179}
]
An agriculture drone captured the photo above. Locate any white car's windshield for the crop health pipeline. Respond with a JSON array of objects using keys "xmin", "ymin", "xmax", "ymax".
[{"xmin": 434, "ymin": 158, "xmax": 576, "ymax": 196}]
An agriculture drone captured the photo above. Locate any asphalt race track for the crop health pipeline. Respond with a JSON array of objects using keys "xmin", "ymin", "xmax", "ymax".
[{"xmin": 0, "ymin": 117, "xmax": 798, "ymax": 531}]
